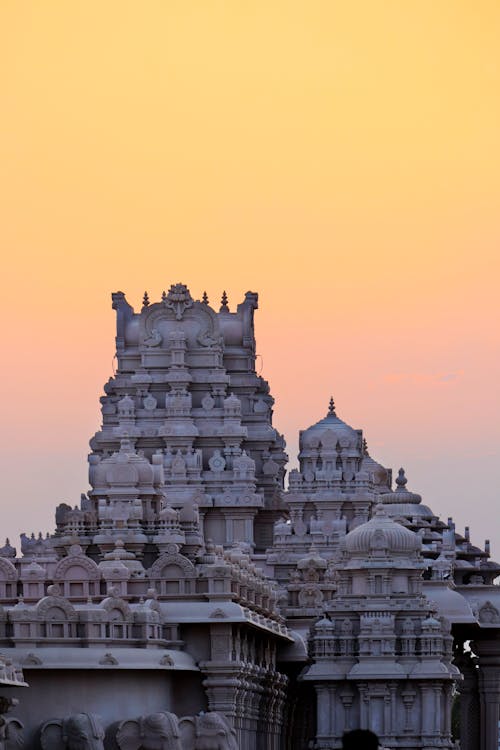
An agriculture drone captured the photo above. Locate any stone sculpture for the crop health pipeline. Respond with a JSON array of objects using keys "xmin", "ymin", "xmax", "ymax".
[
  {"xmin": 115, "ymin": 712, "xmax": 237, "ymax": 750},
  {"xmin": 179, "ymin": 713, "xmax": 238, "ymax": 750},
  {"xmin": 0, "ymin": 655, "xmax": 26, "ymax": 750},
  {"xmin": 116, "ymin": 712, "xmax": 182, "ymax": 750},
  {"xmin": 40, "ymin": 714, "xmax": 105, "ymax": 750},
  {"xmin": 0, "ymin": 710, "xmax": 24, "ymax": 750}
]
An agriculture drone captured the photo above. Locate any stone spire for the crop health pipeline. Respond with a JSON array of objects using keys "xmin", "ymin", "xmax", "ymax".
[
  {"xmin": 396, "ymin": 467, "xmax": 408, "ymax": 488},
  {"xmin": 327, "ymin": 396, "xmax": 336, "ymax": 417}
]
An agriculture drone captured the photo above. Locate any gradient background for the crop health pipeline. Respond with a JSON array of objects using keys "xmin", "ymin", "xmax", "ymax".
[{"xmin": 1, "ymin": 2, "xmax": 499, "ymax": 555}]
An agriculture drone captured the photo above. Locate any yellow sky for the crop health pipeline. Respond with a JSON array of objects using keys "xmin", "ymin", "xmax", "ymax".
[{"xmin": 1, "ymin": 1, "xmax": 499, "ymax": 553}]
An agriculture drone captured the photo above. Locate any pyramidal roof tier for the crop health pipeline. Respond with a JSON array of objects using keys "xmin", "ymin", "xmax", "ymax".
[
  {"xmin": 291, "ymin": 396, "xmax": 392, "ymax": 494},
  {"xmin": 26, "ymin": 283, "xmax": 288, "ymax": 558},
  {"xmin": 299, "ymin": 397, "xmax": 361, "ymax": 451}
]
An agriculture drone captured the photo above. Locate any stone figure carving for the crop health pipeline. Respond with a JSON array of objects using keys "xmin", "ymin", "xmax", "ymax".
[
  {"xmin": 179, "ymin": 713, "xmax": 238, "ymax": 750},
  {"xmin": 55, "ymin": 503, "xmax": 72, "ymax": 527},
  {"xmin": 201, "ymin": 394, "xmax": 215, "ymax": 411},
  {"xmin": 171, "ymin": 451, "xmax": 187, "ymax": 477},
  {"xmin": 144, "ymin": 328, "xmax": 162, "ymax": 347},
  {"xmin": 341, "ymin": 618, "xmax": 353, "ymax": 634},
  {"xmin": 143, "ymin": 393, "xmax": 157, "ymax": 411},
  {"xmin": 478, "ymin": 600, "xmax": 500, "ymax": 623},
  {"xmin": 402, "ymin": 617, "xmax": 414, "ymax": 634},
  {"xmin": 208, "ymin": 450, "xmax": 226, "ymax": 473},
  {"xmin": 116, "ymin": 711, "xmax": 182, "ymax": 750},
  {"xmin": 0, "ymin": 716, "xmax": 24, "ymax": 750},
  {"xmin": 40, "ymin": 713, "xmax": 105, "ymax": 750},
  {"xmin": 0, "ymin": 695, "xmax": 24, "ymax": 750},
  {"xmin": 298, "ymin": 584, "xmax": 323, "ymax": 608}
]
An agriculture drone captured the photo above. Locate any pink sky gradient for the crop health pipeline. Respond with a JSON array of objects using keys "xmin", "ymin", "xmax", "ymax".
[{"xmin": 1, "ymin": 2, "xmax": 499, "ymax": 556}]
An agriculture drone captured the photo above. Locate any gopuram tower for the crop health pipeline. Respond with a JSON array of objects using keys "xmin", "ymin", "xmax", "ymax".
[
  {"xmin": 0, "ymin": 283, "xmax": 498, "ymax": 750},
  {"xmin": 87, "ymin": 282, "xmax": 288, "ymax": 555}
]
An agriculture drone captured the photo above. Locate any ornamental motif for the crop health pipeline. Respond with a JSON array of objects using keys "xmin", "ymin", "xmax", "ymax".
[{"xmin": 163, "ymin": 283, "xmax": 194, "ymax": 320}]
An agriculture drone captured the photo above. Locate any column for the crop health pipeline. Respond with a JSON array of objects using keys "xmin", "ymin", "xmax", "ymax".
[
  {"xmin": 315, "ymin": 685, "xmax": 336, "ymax": 748},
  {"xmin": 388, "ymin": 682, "xmax": 398, "ymax": 739},
  {"xmin": 358, "ymin": 683, "xmax": 368, "ymax": 729},
  {"xmin": 473, "ymin": 637, "xmax": 500, "ymax": 750},
  {"xmin": 443, "ymin": 683, "xmax": 452, "ymax": 742},
  {"xmin": 421, "ymin": 684, "xmax": 433, "ymax": 732},
  {"xmin": 456, "ymin": 650, "xmax": 480, "ymax": 750},
  {"xmin": 316, "ymin": 686, "xmax": 331, "ymax": 739}
]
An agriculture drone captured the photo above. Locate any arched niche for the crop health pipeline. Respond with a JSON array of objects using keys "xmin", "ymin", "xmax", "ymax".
[
  {"xmin": 0, "ymin": 557, "xmax": 18, "ymax": 600},
  {"xmin": 148, "ymin": 552, "xmax": 196, "ymax": 596},
  {"xmin": 53, "ymin": 549, "xmax": 101, "ymax": 600}
]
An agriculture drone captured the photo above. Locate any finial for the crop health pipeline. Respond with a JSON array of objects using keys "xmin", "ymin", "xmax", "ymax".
[
  {"xmin": 328, "ymin": 396, "xmax": 336, "ymax": 416},
  {"xmin": 142, "ymin": 291, "xmax": 150, "ymax": 307},
  {"xmin": 485, "ymin": 539, "xmax": 490, "ymax": 555},
  {"xmin": 202, "ymin": 291, "xmax": 209, "ymax": 304},
  {"xmin": 220, "ymin": 290, "xmax": 229, "ymax": 312},
  {"xmin": 464, "ymin": 526, "xmax": 470, "ymax": 541},
  {"xmin": 161, "ymin": 290, "xmax": 167, "ymax": 302},
  {"xmin": 396, "ymin": 468, "xmax": 408, "ymax": 489},
  {"xmin": 362, "ymin": 438, "xmax": 369, "ymax": 456}
]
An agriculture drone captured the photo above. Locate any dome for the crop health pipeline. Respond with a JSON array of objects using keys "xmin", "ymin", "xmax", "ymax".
[
  {"xmin": 345, "ymin": 504, "xmax": 421, "ymax": 555},
  {"xmin": 385, "ymin": 503, "xmax": 434, "ymax": 518},
  {"xmin": 103, "ymin": 539, "xmax": 136, "ymax": 561},
  {"xmin": 424, "ymin": 581, "xmax": 477, "ymax": 623},
  {"xmin": 300, "ymin": 398, "xmax": 360, "ymax": 451}
]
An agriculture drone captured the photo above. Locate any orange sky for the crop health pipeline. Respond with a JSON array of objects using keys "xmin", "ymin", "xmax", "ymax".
[{"xmin": 1, "ymin": 1, "xmax": 499, "ymax": 555}]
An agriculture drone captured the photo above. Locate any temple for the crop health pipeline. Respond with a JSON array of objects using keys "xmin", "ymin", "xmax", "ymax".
[{"xmin": 0, "ymin": 283, "xmax": 499, "ymax": 750}]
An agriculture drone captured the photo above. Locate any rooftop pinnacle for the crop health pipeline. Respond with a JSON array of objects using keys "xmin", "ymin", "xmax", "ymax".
[{"xmin": 328, "ymin": 396, "xmax": 336, "ymax": 417}]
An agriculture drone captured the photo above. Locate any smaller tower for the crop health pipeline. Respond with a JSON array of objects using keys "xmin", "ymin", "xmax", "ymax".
[{"xmin": 303, "ymin": 505, "xmax": 459, "ymax": 749}]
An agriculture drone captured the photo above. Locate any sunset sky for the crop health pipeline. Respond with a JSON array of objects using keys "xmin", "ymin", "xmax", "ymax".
[{"xmin": 1, "ymin": 2, "xmax": 499, "ymax": 555}]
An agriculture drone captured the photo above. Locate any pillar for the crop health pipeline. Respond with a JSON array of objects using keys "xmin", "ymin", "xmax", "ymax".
[
  {"xmin": 473, "ymin": 637, "xmax": 500, "ymax": 750},
  {"xmin": 456, "ymin": 651, "xmax": 480, "ymax": 750}
]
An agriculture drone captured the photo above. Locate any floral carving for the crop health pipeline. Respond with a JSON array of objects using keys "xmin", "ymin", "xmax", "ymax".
[{"xmin": 163, "ymin": 284, "xmax": 194, "ymax": 320}]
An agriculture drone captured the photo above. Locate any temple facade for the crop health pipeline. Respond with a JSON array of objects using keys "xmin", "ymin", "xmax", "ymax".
[{"xmin": 0, "ymin": 283, "xmax": 499, "ymax": 750}]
